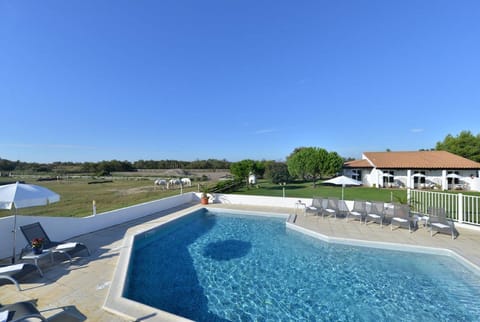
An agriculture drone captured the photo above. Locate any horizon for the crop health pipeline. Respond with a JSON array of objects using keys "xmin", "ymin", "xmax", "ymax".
[{"xmin": 1, "ymin": 1, "xmax": 479, "ymax": 163}]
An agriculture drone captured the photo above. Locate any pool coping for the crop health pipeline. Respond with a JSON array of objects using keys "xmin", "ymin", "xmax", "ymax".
[
  {"xmin": 104, "ymin": 206, "xmax": 480, "ymax": 321},
  {"xmin": 286, "ymin": 221, "xmax": 480, "ymax": 275}
]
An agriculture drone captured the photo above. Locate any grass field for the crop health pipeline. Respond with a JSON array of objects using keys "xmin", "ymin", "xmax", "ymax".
[
  {"xmin": 3, "ymin": 175, "xmax": 477, "ymax": 219},
  {"xmin": 0, "ymin": 175, "xmax": 407, "ymax": 218},
  {"xmin": 0, "ymin": 177, "xmax": 200, "ymax": 218}
]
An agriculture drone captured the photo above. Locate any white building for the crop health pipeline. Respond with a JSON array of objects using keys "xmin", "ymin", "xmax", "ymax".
[
  {"xmin": 248, "ymin": 172, "xmax": 257, "ymax": 185},
  {"xmin": 343, "ymin": 151, "xmax": 480, "ymax": 191}
]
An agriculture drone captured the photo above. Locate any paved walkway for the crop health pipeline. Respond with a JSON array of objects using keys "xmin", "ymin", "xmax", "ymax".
[{"xmin": 2, "ymin": 203, "xmax": 480, "ymax": 321}]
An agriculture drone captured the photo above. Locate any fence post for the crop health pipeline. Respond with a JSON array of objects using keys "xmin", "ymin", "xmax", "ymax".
[
  {"xmin": 407, "ymin": 189, "xmax": 411, "ymax": 206},
  {"xmin": 458, "ymin": 193, "xmax": 463, "ymax": 223}
]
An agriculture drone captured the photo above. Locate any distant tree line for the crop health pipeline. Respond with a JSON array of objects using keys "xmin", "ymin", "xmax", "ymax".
[
  {"xmin": 0, "ymin": 158, "xmax": 232, "ymax": 175},
  {"xmin": 2, "ymin": 130, "xmax": 479, "ymax": 180},
  {"xmin": 132, "ymin": 159, "xmax": 231, "ymax": 170}
]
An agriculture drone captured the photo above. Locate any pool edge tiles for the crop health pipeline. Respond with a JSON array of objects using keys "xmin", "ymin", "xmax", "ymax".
[
  {"xmin": 206, "ymin": 207, "xmax": 290, "ymax": 219},
  {"xmin": 286, "ymin": 221, "xmax": 480, "ymax": 275}
]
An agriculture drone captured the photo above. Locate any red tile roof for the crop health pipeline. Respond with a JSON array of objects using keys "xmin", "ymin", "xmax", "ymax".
[
  {"xmin": 345, "ymin": 151, "xmax": 480, "ymax": 169},
  {"xmin": 344, "ymin": 159, "xmax": 372, "ymax": 168}
]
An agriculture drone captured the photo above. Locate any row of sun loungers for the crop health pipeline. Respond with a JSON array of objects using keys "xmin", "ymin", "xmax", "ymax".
[{"xmin": 306, "ymin": 197, "xmax": 457, "ymax": 239}]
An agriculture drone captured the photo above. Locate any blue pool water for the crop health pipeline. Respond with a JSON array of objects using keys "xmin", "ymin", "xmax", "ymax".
[{"xmin": 125, "ymin": 209, "xmax": 480, "ymax": 321}]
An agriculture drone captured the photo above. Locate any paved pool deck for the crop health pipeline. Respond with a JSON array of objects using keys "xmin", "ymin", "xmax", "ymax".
[{"xmin": 1, "ymin": 203, "xmax": 480, "ymax": 321}]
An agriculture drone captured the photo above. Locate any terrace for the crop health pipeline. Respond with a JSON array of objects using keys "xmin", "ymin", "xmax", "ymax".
[{"xmin": 2, "ymin": 194, "xmax": 480, "ymax": 321}]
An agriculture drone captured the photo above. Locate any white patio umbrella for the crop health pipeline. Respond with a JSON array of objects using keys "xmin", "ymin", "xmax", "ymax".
[
  {"xmin": 446, "ymin": 173, "xmax": 462, "ymax": 179},
  {"xmin": 412, "ymin": 173, "xmax": 426, "ymax": 177},
  {"xmin": 0, "ymin": 182, "xmax": 60, "ymax": 263},
  {"xmin": 323, "ymin": 175, "xmax": 362, "ymax": 200}
]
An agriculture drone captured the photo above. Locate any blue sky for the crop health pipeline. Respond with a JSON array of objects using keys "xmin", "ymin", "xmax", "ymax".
[{"xmin": 1, "ymin": 1, "xmax": 479, "ymax": 163}]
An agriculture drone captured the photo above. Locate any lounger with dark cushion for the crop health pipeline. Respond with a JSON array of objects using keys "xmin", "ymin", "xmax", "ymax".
[
  {"xmin": 19, "ymin": 222, "xmax": 90, "ymax": 262},
  {"xmin": 337, "ymin": 199, "xmax": 350, "ymax": 219},
  {"xmin": 0, "ymin": 301, "xmax": 47, "ymax": 321},
  {"xmin": 305, "ymin": 197, "xmax": 324, "ymax": 216},
  {"xmin": 365, "ymin": 201, "xmax": 385, "ymax": 227},
  {"xmin": 0, "ymin": 301, "xmax": 85, "ymax": 322},
  {"xmin": 0, "ymin": 263, "xmax": 42, "ymax": 291},
  {"xmin": 322, "ymin": 197, "xmax": 339, "ymax": 219},
  {"xmin": 390, "ymin": 204, "xmax": 414, "ymax": 232},
  {"xmin": 346, "ymin": 200, "xmax": 366, "ymax": 223},
  {"xmin": 428, "ymin": 207, "xmax": 456, "ymax": 240}
]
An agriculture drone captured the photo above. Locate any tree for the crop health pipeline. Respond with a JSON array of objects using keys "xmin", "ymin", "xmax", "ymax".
[
  {"xmin": 287, "ymin": 147, "xmax": 343, "ymax": 187},
  {"xmin": 264, "ymin": 161, "xmax": 291, "ymax": 184},
  {"xmin": 323, "ymin": 152, "xmax": 344, "ymax": 177},
  {"xmin": 436, "ymin": 131, "xmax": 480, "ymax": 162},
  {"xmin": 0, "ymin": 158, "xmax": 16, "ymax": 172},
  {"xmin": 286, "ymin": 147, "xmax": 310, "ymax": 181},
  {"xmin": 254, "ymin": 160, "xmax": 266, "ymax": 178},
  {"xmin": 230, "ymin": 159, "xmax": 256, "ymax": 185}
]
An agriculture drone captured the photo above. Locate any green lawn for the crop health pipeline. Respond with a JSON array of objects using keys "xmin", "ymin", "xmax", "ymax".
[{"xmin": 233, "ymin": 180, "xmax": 408, "ymax": 203}]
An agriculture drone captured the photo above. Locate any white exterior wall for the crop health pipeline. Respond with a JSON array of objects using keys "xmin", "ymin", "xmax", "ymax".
[
  {"xmin": 210, "ymin": 193, "xmax": 311, "ymax": 208},
  {"xmin": 353, "ymin": 168, "xmax": 480, "ymax": 192},
  {"xmin": 467, "ymin": 177, "xmax": 480, "ymax": 191},
  {"xmin": 364, "ymin": 171, "xmax": 375, "ymax": 187}
]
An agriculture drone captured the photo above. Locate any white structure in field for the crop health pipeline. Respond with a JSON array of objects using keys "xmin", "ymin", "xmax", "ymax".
[{"xmin": 248, "ymin": 172, "xmax": 257, "ymax": 185}]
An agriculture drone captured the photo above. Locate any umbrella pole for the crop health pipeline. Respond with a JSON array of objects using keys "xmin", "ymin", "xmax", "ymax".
[{"xmin": 11, "ymin": 207, "xmax": 17, "ymax": 264}]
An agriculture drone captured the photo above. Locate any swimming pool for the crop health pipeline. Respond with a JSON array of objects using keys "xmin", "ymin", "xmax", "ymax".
[{"xmin": 123, "ymin": 208, "xmax": 480, "ymax": 321}]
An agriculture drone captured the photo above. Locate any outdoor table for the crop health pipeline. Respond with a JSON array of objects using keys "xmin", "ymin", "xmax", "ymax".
[
  {"xmin": 20, "ymin": 249, "xmax": 52, "ymax": 276},
  {"xmin": 20, "ymin": 243, "xmax": 76, "ymax": 275},
  {"xmin": 413, "ymin": 213, "xmax": 430, "ymax": 229}
]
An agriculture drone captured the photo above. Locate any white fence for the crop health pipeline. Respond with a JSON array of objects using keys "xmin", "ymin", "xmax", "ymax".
[{"xmin": 409, "ymin": 189, "xmax": 480, "ymax": 225}]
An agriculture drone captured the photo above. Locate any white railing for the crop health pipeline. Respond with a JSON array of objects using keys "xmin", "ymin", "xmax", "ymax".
[
  {"xmin": 464, "ymin": 194, "xmax": 480, "ymax": 224},
  {"xmin": 409, "ymin": 189, "xmax": 480, "ymax": 226}
]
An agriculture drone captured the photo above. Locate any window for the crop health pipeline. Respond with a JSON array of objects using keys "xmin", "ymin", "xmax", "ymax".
[
  {"xmin": 383, "ymin": 170, "xmax": 394, "ymax": 184},
  {"xmin": 447, "ymin": 171, "xmax": 460, "ymax": 185},
  {"xmin": 413, "ymin": 171, "xmax": 426, "ymax": 184},
  {"xmin": 352, "ymin": 169, "xmax": 362, "ymax": 181}
]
